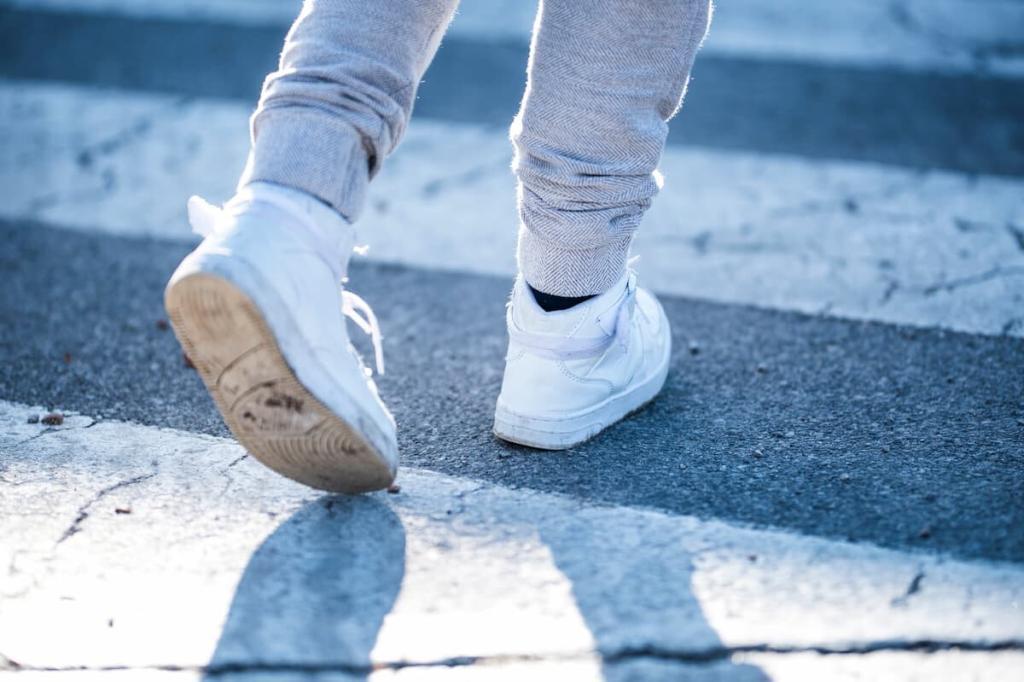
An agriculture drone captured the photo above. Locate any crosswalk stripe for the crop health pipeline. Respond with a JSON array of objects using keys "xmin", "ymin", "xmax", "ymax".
[
  {"xmin": 2, "ymin": 399, "xmax": 1021, "ymax": 674},
  {"xmin": 3, "ymin": 0, "xmax": 1023, "ymax": 76},
  {"xmin": 2, "ymin": 79, "xmax": 1022, "ymax": 337},
  {"xmin": 6, "ymin": 6, "xmax": 1020, "ymax": 177}
]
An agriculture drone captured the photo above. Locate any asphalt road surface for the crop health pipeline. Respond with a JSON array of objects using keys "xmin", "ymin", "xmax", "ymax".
[{"xmin": 1, "ymin": 1, "xmax": 1023, "ymax": 679}]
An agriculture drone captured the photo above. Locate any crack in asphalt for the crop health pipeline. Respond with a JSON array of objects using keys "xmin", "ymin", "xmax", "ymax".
[
  {"xmin": 879, "ymin": 278, "xmax": 900, "ymax": 305},
  {"xmin": 55, "ymin": 472, "xmax": 158, "ymax": 545},
  {"xmin": 763, "ymin": 175, "xmax": 923, "ymax": 223},
  {"xmin": 7, "ymin": 419, "xmax": 99, "ymax": 449},
  {"xmin": 72, "ymin": 96, "xmax": 191, "ymax": 171},
  {"xmin": 224, "ymin": 453, "xmax": 248, "ymax": 470},
  {"xmin": 887, "ymin": 0, "xmax": 1024, "ymax": 69},
  {"xmin": 9, "ymin": 427, "xmax": 60, "ymax": 449},
  {"xmin": 217, "ymin": 453, "xmax": 250, "ymax": 497},
  {"xmin": 1006, "ymin": 223, "xmax": 1024, "ymax": 253},
  {"xmin": 601, "ymin": 638, "xmax": 1024, "ymax": 663},
  {"xmin": 891, "ymin": 568, "xmax": 926, "ymax": 607},
  {"xmin": 921, "ymin": 265, "xmax": 1024, "ymax": 296},
  {"xmin": 4, "ymin": 638, "xmax": 1024, "ymax": 674}
]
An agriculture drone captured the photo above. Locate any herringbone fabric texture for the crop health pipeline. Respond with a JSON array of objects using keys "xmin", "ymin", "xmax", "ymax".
[
  {"xmin": 239, "ymin": 0, "xmax": 712, "ymax": 295},
  {"xmin": 239, "ymin": 0, "xmax": 460, "ymax": 222},
  {"xmin": 514, "ymin": 0, "xmax": 712, "ymax": 295}
]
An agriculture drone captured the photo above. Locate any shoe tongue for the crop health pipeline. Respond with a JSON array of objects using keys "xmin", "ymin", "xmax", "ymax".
[{"xmin": 513, "ymin": 274, "xmax": 630, "ymax": 337}]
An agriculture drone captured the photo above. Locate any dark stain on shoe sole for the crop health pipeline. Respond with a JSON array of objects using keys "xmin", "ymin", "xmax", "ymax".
[{"xmin": 265, "ymin": 393, "xmax": 304, "ymax": 412}]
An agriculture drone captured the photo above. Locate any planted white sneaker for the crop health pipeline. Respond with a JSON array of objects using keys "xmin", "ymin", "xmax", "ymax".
[
  {"xmin": 494, "ymin": 272, "xmax": 671, "ymax": 449},
  {"xmin": 164, "ymin": 183, "xmax": 397, "ymax": 493}
]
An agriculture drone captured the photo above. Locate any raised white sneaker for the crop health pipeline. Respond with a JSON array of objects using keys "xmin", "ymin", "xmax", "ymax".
[
  {"xmin": 493, "ymin": 271, "xmax": 672, "ymax": 449},
  {"xmin": 164, "ymin": 183, "xmax": 397, "ymax": 493}
]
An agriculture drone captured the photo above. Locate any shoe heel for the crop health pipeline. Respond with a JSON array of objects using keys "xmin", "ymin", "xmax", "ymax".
[{"xmin": 165, "ymin": 272, "xmax": 394, "ymax": 493}]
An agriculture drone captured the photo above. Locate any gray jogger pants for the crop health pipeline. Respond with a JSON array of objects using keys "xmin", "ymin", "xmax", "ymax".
[{"xmin": 238, "ymin": 0, "xmax": 712, "ymax": 296}]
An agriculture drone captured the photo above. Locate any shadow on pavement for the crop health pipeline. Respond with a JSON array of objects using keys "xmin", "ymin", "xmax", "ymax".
[
  {"xmin": 203, "ymin": 496, "xmax": 405, "ymax": 680},
  {"xmin": 541, "ymin": 517, "xmax": 769, "ymax": 681},
  {"xmin": 205, "ymin": 484, "xmax": 768, "ymax": 680}
]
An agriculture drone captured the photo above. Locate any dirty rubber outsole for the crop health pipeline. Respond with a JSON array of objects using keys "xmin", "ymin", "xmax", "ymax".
[{"xmin": 165, "ymin": 272, "xmax": 393, "ymax": 494}]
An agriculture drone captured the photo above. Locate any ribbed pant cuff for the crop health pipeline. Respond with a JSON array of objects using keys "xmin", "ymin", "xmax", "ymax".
[
  {"xmin": 238, "ymin": 107, "xmax": 370, "ymax": 222},
  {"xmin": 517, "ymin": 226, "xmax": 632, "ymax": 297}
]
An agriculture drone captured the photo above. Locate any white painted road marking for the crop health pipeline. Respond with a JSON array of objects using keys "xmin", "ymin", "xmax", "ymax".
[
  {"xmin": 3, "ymin": 0, "xmax": 1023, "ymax": 76},
  {"xmin": 1, "ymin": 400, "xmax": 1022, "ymax": 677},
  {"xmin": 2, "ymin": 79, "xmax": 1022, "ymax": 337}
]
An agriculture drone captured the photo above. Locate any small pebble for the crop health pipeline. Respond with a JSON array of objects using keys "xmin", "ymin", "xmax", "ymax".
[
  {"xmin": 752, "ymin": 449, "xmax": 764, "ymax": 459},
  {"xmin": 114, "ymin": 507, "xmax": 132, "ymax": 515},
  {"xmin": 881, "ymin": 445, "xmax": 891, "ymax": 453},
  {"xmin": 839, "ymin": 472, "xmax": 852, "ymax": 483},
  {"xmin": 41, "ymin": 412, "xmax": 64, "ymax": 426},
  {"xmin": 688, "ymin": 340, "xmax": 700, "ymax": 355},
  {"xmin": 756, "ymin": 363, "xmax": 768, "ymax": 374},
  {"xmin": 155, "ymin": 319, "xmax": 169, "ymax": 331},
  {"xmin": 784, "ymin": 430, "xmax": 795, "ymax": 439},
  {"xmin": 918, "ymin": 525, "xmax": 933, "ymax": 539},
  {"xmin": 386, "ymin": 483, "xmax": 401, "ymax": 494},
  {"xmin": 26, "ymin": 415, "xmax": 39, "ymax": 424}
]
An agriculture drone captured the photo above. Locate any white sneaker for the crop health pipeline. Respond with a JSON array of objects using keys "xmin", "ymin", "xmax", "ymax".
[
  {"xmin": 164, "ymin": 183, "xmax": 397, "ymax": 493},
  {"xmin": 493, "ymin": 271, "xmax": 672, "ymax": 449}
]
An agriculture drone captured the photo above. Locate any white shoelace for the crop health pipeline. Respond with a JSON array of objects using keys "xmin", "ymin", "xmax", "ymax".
[
  {"xmin": 506, "ymin": 272, "xmax": 639, "ymax": 362},
  {"xmin": 187, "ymin": 194, "xmax": 386, "ymax": 376}
]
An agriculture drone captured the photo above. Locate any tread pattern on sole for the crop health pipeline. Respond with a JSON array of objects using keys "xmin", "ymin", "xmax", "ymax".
[{"xmin": 165, "ymin": 273, "xmax": 393, "ymax": 493}]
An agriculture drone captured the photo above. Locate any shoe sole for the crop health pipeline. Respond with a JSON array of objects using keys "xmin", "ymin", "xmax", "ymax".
[
  {"xmin": 165, "ymin": 272, "xmax": 394, "ymax": 493},
  {"xmin": 493, "ymin": 326, "xmax": 672, "ymax": 450}
]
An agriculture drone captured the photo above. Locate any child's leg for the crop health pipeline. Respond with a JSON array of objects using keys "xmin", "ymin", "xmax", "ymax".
[
  {"xmin": 511, "ymin": 0, "xmax": 712, "ymax": 297},
  {"xmin": 167, "ymin": 0, "xmax": 460, "ymax": 492},
  {"xmin": 494, "ymin": 0, "xmax": 712, "ymax": 449},
  {"xmin": 239, "ymin": 0, "xmax": 461, "ymax": 222}
]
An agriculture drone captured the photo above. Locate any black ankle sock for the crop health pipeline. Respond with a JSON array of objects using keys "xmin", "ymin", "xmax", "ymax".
[{"xmin": 528, "ymin": 285, "xmax": 596, "ymax": 312}]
